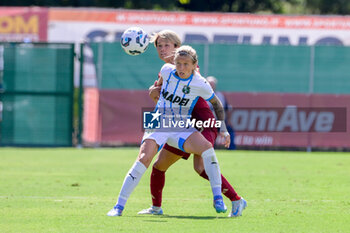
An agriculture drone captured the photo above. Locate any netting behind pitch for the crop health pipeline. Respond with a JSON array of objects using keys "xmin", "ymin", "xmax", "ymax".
[{"xmin": 0, "ymin": 43, "xmax": 74, "ymax": 146}]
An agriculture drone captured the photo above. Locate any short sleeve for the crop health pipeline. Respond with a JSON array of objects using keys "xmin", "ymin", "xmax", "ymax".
[
  {"xmin": 159, "ymin": 63, "xmax": 175, "ymax": 80},
  {"xmin": 200, "ymin": 78, "xmax": 215, "ymax": 101}
]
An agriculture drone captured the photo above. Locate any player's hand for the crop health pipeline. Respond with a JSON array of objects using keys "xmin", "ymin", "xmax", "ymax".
[
  {"xmin": 154, "ymin": 80, "xmax": 161, "ymax": 87},
  {"xmin": 219, "ymin": 132, "xmax": 231, "ymax": 148},
  {"xmin": 149, "ymin": 83, "xmax": 161, "ymax": 102}
]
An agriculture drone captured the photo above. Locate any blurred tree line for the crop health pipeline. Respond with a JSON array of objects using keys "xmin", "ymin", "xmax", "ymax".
[{"xmin": 1, "ymin": 0, "xmax": 350, "ymax": 15}]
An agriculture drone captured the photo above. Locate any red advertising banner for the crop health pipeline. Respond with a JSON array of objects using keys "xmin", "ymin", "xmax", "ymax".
[
  {"xmin": 98, "ymin": 89, "xmax": 154, "ymax": 144},
  {"xmin": 225, "ymin": 93, "xmax": 350, "ymax": 148},
  {"xmin": 0, "ymin": 7, "xmax": 48, "ymax": 42},
  {"xmin": 94, "ymin": 90, "xmax": 350, "ymax": 149}
]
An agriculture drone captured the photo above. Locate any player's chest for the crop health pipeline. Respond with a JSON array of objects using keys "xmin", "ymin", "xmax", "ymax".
[
  {"xmin": 163, "ymin": 78, "xmax": 200, "ymax": 96},
  {"xmin": 161, "ymin": 80, "xmax": 200, "ymax": 107}
]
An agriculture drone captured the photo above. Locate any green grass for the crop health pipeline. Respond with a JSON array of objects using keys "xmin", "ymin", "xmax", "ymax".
[{"xmin": 0, "ymin": 148, "xmax": 349, "ymax": 233}]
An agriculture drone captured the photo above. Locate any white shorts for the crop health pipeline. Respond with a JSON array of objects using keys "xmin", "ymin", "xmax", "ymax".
[{"xmin": 142, "ymin": 128, "xmax": 196, "ymax": 152}]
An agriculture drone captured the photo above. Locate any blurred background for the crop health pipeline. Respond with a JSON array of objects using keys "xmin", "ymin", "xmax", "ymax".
[{"xmin": 0, "ymin": 0, "xmax": 349, "ymax": 150}]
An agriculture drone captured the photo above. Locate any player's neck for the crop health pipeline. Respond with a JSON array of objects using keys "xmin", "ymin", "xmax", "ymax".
[{"xmin": 164, "ymin": 57, "xmax": 175, "ymax": 64}]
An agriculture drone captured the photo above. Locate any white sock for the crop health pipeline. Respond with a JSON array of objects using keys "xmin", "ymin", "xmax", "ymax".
[
  {"xmin": 202, "ymin": 148, "xmax": 222, "ymax": 197},
  {"xmin": 116, "ymin": 161, "xmax": 147, "ymax": 207}
]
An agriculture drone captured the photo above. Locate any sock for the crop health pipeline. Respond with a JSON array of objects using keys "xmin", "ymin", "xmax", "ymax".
[
  {"xmin": 201, "ymin": 148, "xmax": 222, "ymax": 197},
  {"xmin": 200, "ymin": 171, "xmax": 241, "ymax": 201},
  {"xmin": 150, "ymin": 167, "xmax": 165, "ymax": 207},
  {"xmin": 116, "ymin": 161, "xmax": 147, "ymax": 208}
]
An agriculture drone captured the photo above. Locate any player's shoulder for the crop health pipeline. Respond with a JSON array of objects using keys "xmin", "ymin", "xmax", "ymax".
[
  {"xmin": 193, "ymin": 71, "xmax": 209, "ymax": 85},
  {"xmin": 160, "ymin": 63, "xmax": 175, "ymax": 74}
]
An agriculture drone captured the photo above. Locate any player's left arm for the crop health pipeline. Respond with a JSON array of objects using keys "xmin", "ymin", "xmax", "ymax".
[{"xmin": 209, "ymin": 95, "xmax": 230, "ymax": 148}]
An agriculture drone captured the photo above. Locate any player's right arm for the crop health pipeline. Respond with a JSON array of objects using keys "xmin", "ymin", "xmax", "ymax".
[
  {"xmin": 149, "ymin": 63, "xmax": 173, "ymax": 103},
  {"xmin": 149, "ymin": 78, "xmax": 162, "ymax": 104}
]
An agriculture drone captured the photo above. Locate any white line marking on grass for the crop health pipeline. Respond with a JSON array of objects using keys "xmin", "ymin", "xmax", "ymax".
[
  {"xmin": 263, "ymin": 199, "xmax": 337, "ymax": 203},
  {"xmin": 0, "ymin": 196, "xmax": 94, "ymax": 200},
  {"xmin": 0, "ymin": 196, "xmax": 339, "ymax": 203}
]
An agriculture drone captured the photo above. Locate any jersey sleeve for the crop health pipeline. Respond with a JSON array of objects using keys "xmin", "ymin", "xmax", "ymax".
[
  {"xmin": 159, "ymin": 63, "xmax": 175, "ymax": 80},
  {"xmin": 199, "ymin": 78, "xmax": 215, "ymax": 101}
]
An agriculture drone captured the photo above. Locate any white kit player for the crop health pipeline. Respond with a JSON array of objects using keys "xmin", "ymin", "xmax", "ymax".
[{"xmin": 107, "ymin": 45, "xmax": 230, "ymax": 216}]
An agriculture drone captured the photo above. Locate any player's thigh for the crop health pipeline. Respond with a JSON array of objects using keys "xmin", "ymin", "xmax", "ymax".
[
  {"xmin": 201, "ymin": 129, "xmax": 217, "ymax": 147},
  {"xmin": 154, "ymin": 148, "xmax": 182, "ymax": 172},
  {"xmin": 137, "ymin": 139, "xmax": 159, "ymax": 168},
  {"xmin": 183, "ymin": 131, "xmax": 212, "ymax": 155}
]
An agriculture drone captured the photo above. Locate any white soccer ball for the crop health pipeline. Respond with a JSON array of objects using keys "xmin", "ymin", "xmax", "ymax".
[{"xmin": 120, "ymin": 27, "xmax": 150, "ymax": 56}]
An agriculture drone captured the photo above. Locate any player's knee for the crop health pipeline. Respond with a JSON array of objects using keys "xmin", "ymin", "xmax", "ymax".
[
  {"xmin": 153, "ymin": 162, "xmax": 168, "ymax": 172},
  {"xmin": 138, "ymin": 153, "xmax": 152, "ymax": 168},
  {"xmin": 200, "ymin": 141, "xmax": 213, "ymax": 154}
]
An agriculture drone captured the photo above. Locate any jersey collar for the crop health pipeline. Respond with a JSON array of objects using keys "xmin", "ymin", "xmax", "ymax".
[{"xmin": 172, "ymin": 70, "xmax": 193, "ymax": 81}]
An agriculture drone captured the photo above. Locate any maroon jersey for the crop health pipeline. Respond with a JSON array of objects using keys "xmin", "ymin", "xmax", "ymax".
[{"xmin": 191, "ymin": 97, "xmax": 216, "ymax": 126}]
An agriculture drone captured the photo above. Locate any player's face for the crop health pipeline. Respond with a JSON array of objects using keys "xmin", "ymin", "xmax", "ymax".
[
  {"xmin": 175, "ymin": 55, "xmax": 196, "ymax": 79},
  {"xmin": 156, "ymin": 38, "xmax": 177, "ymax": 63}
]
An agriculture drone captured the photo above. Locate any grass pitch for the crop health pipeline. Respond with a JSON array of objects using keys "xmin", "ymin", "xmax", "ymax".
[{"xmin": 0, "ymin": 148, "xmax": 349, "ymax": 233}]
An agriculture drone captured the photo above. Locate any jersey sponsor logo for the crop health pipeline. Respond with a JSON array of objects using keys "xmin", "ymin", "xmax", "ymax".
[{"xmin": 162, "ymin": 89, "xmax": 190, "ymax": 106}]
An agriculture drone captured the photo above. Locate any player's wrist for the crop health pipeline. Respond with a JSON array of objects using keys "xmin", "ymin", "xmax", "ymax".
[{"xmin": 219, "ymin": 121, "xmax": 228, "ymax": 134}]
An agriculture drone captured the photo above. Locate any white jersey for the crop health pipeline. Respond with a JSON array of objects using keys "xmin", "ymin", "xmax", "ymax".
[
  {"xmin": 156, "ymin": 63, "xmax": 214, "ymax": 121},
  {"xmin": 142, "ymin": 63, "xmax": 215, "ymax": 150}
]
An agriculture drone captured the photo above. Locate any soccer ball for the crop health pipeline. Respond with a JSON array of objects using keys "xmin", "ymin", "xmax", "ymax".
[{"xmin": 120, "ymin": 27, "xmax": 150, "ymax": 56}]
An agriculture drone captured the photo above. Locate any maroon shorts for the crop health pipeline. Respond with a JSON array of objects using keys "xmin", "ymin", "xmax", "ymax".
[{"xmin": 162, "ymin": 129, "xmax": 218, "ymax": 160}]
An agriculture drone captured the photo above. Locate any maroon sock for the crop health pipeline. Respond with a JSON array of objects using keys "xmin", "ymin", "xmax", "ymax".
[
  {"xmin": 200, "ymin": 171, "xmax": 241, "ymax": 201},
  {"xmin": 150, "ymin": 167, "xmax": 165, "ymax": 207}
]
